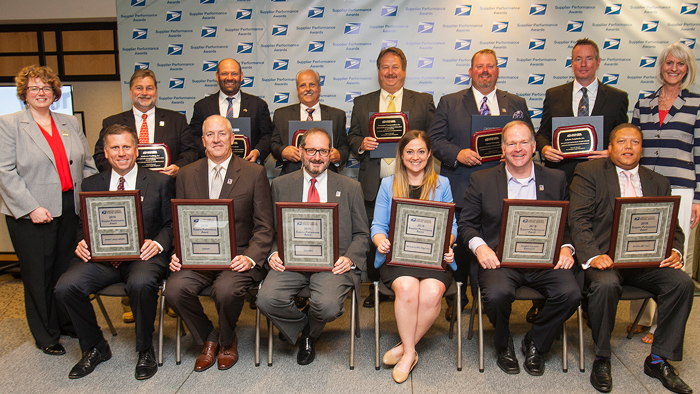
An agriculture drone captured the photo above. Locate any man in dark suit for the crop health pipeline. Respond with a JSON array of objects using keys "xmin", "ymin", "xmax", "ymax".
[
  {"xmin": 55, "ymin": 124, "xmax": 174, "ymax": 380},
  {"xmin": 93, "ymin": 69, "xmax": 198, "ymax": 177},
  {"xmin": 346, "ymin": 47, "xmax": 434, "ymax": 307},
  {"xmin": 257, "ymin": 127, "xmax": 369, "ymax": 365},
  {"xmin": 164, "ymin": 115, "xmax": 274, "ymax": 372},
  {"xmin": 270, "ymin": 69, "xmax": 349, "ymax": 175},
  {"xmin": 536, "ymin": 38, "xmax": 629, "ymax": 187},
  {"xmin": 189, "ymin": 58, "xmax": 272, "ymax": 163},
  {"xmin": 429, "ymin": 48, "xmax": 532, "ymax": 319},
  {"xmin": 459, "ymin": 121, "xmax": 580, "ymax": 376},
  {"xmin": 569, "ymin": 124, "xmax": 693, "ymax": 394}
]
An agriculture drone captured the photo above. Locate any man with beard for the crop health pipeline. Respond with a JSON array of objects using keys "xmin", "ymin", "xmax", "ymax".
[
  {"xmin": 270, "ymin": 69, "xmax": 349, "ymax": 175},
  {"xmin": 428, "ymin": 49, "xmax": 532, "ymax": 319},
  {"xmin": 257, "ymin": 127, "xmax": 369, "ymax": 365},
  {"xmin": 189, "ymin": 58, "xmax": 272, "ymax": 163}
]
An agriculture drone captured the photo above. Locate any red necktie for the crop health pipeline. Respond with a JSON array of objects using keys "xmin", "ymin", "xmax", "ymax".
[
  {"xmin": 117, "ymin": 176, "xmax": 125, "ymax": 191},
  {"xmin": 307, "ymin": 178, "xmax": 320, "ymax": 203},
  {"xmin": 139, "ymin": 113, "xmax": 149, "ymax": 144},
  {"xmin": 306, "ymin": 108, "xmax": 315, "ymax": 121}
]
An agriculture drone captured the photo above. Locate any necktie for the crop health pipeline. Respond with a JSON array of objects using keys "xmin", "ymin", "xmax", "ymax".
[
  {"xmin": 226, "ymin": 97, "xmax": 234, "ymax": 119},
  {"xmin": 117, "ymin": 176, "xmax": 125, "ymax": 191},
  {"xmin": 307, "ymin": 178, "xmax": 320, "ymax": 203},
  {"xmin": 578, "ymin": 87, "xmax": 589, "ymax": 117},
  {"xmin": 386, "ymin": 95, "xmax": 396, "ymax": 112},
  {"xmin": 210, "ymin": 165, "xmax": 223, "ymax": 199},
  {"xmin": 479, "ymin": 97, "xmax": 491, "ymax": 116},
  {"xmin": 622, "ymin": 170, "xmax": 637, "ymax": 197},
  {"xmin": 306, "ymin": 108, "xmax": 315, "ymax": 121},
  {"xmin": 138, "ymin": 113, "xmax": 149, "ymax": 144}
]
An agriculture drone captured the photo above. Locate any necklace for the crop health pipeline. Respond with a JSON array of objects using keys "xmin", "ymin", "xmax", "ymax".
[{"xmin": 659, "ymin": 88, "xmax": 678, "ymax": 111}]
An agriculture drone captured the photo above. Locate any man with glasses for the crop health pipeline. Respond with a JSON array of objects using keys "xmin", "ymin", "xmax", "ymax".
[{"xmin": 257, "ymin": 127, "xmax": 369, "ymax": 365}]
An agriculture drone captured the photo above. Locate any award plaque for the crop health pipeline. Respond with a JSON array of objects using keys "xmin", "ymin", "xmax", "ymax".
[
  {"xmin": 553, "ymin": 124, "xmax": 597, "ymax": 159},
  {"xmin": 79, "ymin": 191, "xmax": 145, "ymax": 262},
  {"xmin": 387, "ymin": 198, "xmax": 455, "ymax": 271},
  {"xmin": 288, "ymin": 120, "xmax": 334, "ymax": 147},
  {"xmin": 552, "ymin": 115, "xmax": 604, "ymax": 151},
  {"xmin": 276, "ymin": 202, "xmax": 339, "ymax": 272},
  {"xmin": 471, "ymin": 128, "xmax": 503, "ymax": 162},
  {"xmin": 232, "ymin": 134, "xmax": 251, "ymax": 158},
  {"xmin": 497, "ymin": 200, "xmax": 569, "ymax": 268},
  {"xmin": 369, "ymin": 112, "xmax": 409, "ymax": 143},
  {"xmin": 137, "ymin": 143, "xmax": 171, "ymax": 171},
  {"xmin": 172, "ymin": 199, "xmax": 237, "ymax": 270},
  {"xmin": 608, "ymin": 196, "xmax": 680, "ymax": 268},
  {"xmin": 291, "ymin": 129, "xmax": 305, "ymax": 148}
]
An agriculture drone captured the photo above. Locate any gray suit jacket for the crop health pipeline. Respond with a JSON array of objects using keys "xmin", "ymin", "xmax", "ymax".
[
  {"xmin": 346, "ymin": 89, "xmax": 435, "ymax": 202},
  {"xmin": 428, "ymin": 88, "xmax": 532, "ymax": 210},
  {"xmin": 270, "ymin": 103, "xmax": 349, "ymax": 175},
  {"xmin": 568, "ymin": 158, "xmax": 684, "ymax": 264},
  {"xmin": 270, "ymin": 170, "xmax": 369, "ymax": 272},
  {"xmin": 0, "ymin": 108, "xmax": 97, "ymax": 218}
]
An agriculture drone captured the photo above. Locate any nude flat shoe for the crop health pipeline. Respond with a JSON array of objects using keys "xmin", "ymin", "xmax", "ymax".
[
  {"xmin": 392, "ymin": 352, "xmax": 418, "ymax": 384},
  {"xmin": 382, "ymin": 342, "xmax": 403, "ymax": 366}
]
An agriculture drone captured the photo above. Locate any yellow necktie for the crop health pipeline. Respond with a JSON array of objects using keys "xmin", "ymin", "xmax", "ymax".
[{"xmin": 386, "ymin": 95, "xmax": 396, "ymax": 112}]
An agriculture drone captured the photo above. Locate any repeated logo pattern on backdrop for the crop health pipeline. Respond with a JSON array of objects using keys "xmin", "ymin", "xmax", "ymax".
[{"xmin": 118, "ymin": 0, "xmax": 699, "ymax": 131}]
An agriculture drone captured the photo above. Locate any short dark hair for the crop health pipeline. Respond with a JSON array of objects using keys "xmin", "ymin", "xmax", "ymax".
[
  {"xmin": 471, "ymin": 49, "xmax": 498, "ymax": 68},
  {"xmin": 609, "ymin": 123, "xmax": 642, "ymax": 144},
  {"xmin": 299, "ymin": 127, "xmax": 331, "ymax": 149},
  {"xmin": 376, "ymin": 47, "xmax": 407, "ymax": 70},
  {"xmin": 573, "ymin": 38, "xmax": 600, "ymax": 60},
  {"xmin": 102, "ymin": 124, "xmax": 138, "ymax": 147},
  {"xmin": 130, "ymin": 69, "xmax": 157, "ymax": 88}
]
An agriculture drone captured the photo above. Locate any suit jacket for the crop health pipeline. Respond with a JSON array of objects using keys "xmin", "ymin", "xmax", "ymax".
[
  {"xmin": 429, "ymin": 87, "xmax": 532, "ymax": 210},
  {"xmin": 346, "ymin": 89, "xmax": 435, "ymax": 202},
  {"xmin": 568, "ymin": 158, "xmax": 684, "ymax": 264},
  {"xmin": 459, "ymin": 163, "xmax": 570, "ymax": 253},
  {"xmin": 270, "ymin": 170, "xmax": 369, "ymax": 272},
  {"xmin": 189, "ymin": 92, "xmax": 272, "ymax": 161},
  {"xmin": 79, "ymin": 166, "xmax": 174, "ymax": 252},
  {"xmin": 176, "ymin": 155, "xmax": 275, "ymax": 282},
  {"xmin": 0, "ymin": 108, "xmax": 97, "ymax": 218},
  {"xmin": 94, "ymin": 108, "xmax": 198, "ymax": 172},
  {"xmin": 270, "ymin": 103, "xmax": 349, "ymax": 175},
  {"xmin": 536, "ymin": 81, "xmax": 629, "ymax": 181}
]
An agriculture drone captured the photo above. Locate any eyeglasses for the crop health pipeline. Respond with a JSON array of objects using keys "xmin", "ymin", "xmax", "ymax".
[
  {"xmin": 27, "ymin": 86, "xmax": 53, "ymax": 94},
  {"xmin": 303, "ymin": 148, "xmax": 330, "ymax": 157}
]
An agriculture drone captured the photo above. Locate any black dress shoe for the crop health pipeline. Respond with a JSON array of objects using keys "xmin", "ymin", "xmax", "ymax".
[
  {"xmin": 37, "ymin": 343, "xmax": 66, "ymax": 356},
  {"xmin": 135, "ymin": 346, "xmax": 158, "ymax": 380},
  {"xmin": 644, "ymin": 355, "xmax": 693, "ymax": 394},
  {"xmin": 525, "ymin": 303, "xmax": 540, "ymax": 323},
  {"xmin": 521, "ymin": 334, "xmax": 545, "ymax": 376},
  {"xmin": 297, "ymin": 336, "xmax": 316, "ymax": 365},
  {"xmin": 61, "ymin": 331, "xmax": 79, "ymax": 339},
  {"xmin": 363, "ymin": 292, "xmax": 393, "ymax": 308},
  {"xmin": 496, "ymin": 336, "xmax": 520, "ymax": 374},
  {"xmin": 590, "ymin": 358, "xmax": 613, "ymax": 393},
  {"xmin": 69, "ymin": 344, "xmax": 112, "ymax": 379},
  {"xmin": 294, "ymin": 296, "xmax": 309, "ymax": 309}
]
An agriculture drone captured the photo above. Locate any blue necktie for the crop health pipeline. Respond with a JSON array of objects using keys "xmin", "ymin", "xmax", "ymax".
[{"xmin": 479, "ymin": 97, "xmax": 491, "ymax": 116}]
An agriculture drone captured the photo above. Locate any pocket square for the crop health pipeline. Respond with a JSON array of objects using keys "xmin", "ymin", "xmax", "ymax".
[{"xmin": 512, "ymin": 110, "xmax": 524, "ymax": 120}]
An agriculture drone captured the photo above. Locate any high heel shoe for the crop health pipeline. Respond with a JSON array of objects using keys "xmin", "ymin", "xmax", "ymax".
[
  {"xmin": 392, "ymin": 352, "xmax": 418, "ymax": 384},
  {"xmin": 382, "ymin": 342, "xmax": 403, "ymax": 366}
]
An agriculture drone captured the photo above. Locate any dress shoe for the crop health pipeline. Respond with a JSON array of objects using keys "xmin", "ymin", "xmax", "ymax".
[
  {"xmin": 590, "ymin": 358, "xmax": 613, "ymax": 393},
  {"xmin": 194, "ymin": 341, "xmax": 219, "ymax": 372},
  {"xmin": 37, "ymin": 343, "xmax": 66, "ymax": 356},
  {"xmin": 135, "ymin": 346, "xmax": 157, "ymax": 380},
  {"xmin": 525, "ymin": 304, "xmax": 540, "ymax": 323},
  {"xmin": 644, "ymin": 355, "xmax": 693, "ymax": 394},
  {"xmin": 123, "ymin": 311, "xmax": 135, "ymax": 323},
  {"xmin": 392, "ymin": 352, "xmax": 418, "ymax": 384},
  {"xmin": 218, "ymin": 334, "xmax": 239, "ymax": 370},
  {"xmin": 166, "ymin": 307, "xmax": 177, "ymax": 318},
  {"xmin": 444, "ymin": 302, "xmax": 466, "ymax": 321},
  {"xmin": 496, "ymin": 336, "xmax": 520, "ymax": 374},
  {"xmin": 297, "ymin": 336, "xmax": 316, "ymax": 365},
  {"xmin": 363, "ymin": 288, "xmax": 393, "ymax": 308},
  {"xmin": 69, "ymin": 343, "xmax": 112, "ymax": 379},
  {"xmin": 521, "ymin": 334, "xmax": 545, "ymax": 376},
  {"xmin": 382, "ymin": 342, "xmax": 403, "ymax": 366}
]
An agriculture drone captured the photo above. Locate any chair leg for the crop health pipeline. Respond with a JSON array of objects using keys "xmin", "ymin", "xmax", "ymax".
[
  {"xmin": 94, "ymin": 295, "xmax": 117, "ymax": 336},
  {"xmin": 255, "ymin": 307, "xmax": 261, "ymax": 367},
  {"xmin": 374, "ymin": 281, "xmax": 380, "ymax": 371},
  {"xmin": 267, "ymin": 317, "xmax": 273, "ymax": 366},
  {"xmin": 157, "ymin": 286, "xmax": 165, "ymax": 366},
  {"xmin": 350, "ymin": 288, "xmax": 356, "ymax": 370},
  {"xmin": 467, "ymin": 294, "xmax": 477, "ymax": 340},
  {"xmin": 628, "ymin": 298, "xmax": 651, "ymax": 339},
  {"xmin": 448, "ymin": 293, "xmax": 456, "ymax": 339},
  {"xmin": 456, "ymin": 282, "xmax": 462, "ymax": 371},
  {"xmin": 562, "ymin": 321, "xmax": 568, "ymax": 372},
  {"xmin": 176, "ymin": 316, "xmax": 182, "ymax": 365},
  {"xmin": 577, "ymin": 304, "xmax": 585, "ymax": 372},
  {"xmin": 478, "ymin": 287, "xmax": 484, "ymax": 373}
]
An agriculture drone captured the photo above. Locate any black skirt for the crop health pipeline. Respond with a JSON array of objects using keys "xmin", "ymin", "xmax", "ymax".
[{"xmin": 379, "ymin": 263, "xmax": 453, "ymax": 289}]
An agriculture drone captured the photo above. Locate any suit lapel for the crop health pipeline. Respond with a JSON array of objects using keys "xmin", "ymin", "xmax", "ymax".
[
  {"xmin": 534, "ymin": 164, "xmax": 546, "ymax": 200},
  {"xmin": 369, "ymin": 90, "xmax": 381, "ymax": 113},
  {"xmin": 134, "ymin": 167, "xmax": 151, "ymax": 197},
  {"xmin": 194, "ymin": 159, "xmax": 210, "ymax": 198},
  {"xmin": 496, "ymin": 89, "xmax": 510, "ymax": 115},
  {"xmin": 603, "ymin": 159, "xmax": 621, "ymax": 207},
  {"xmin": 463, "ymin": 88, "xmax": 479, "ymax": 115},
  {"xmin": 639, "ymin": 166, "xmax": 656, "ymax": 196},
  {"xmin": 218, "ymin": 155, "xmax": 240, "ymax": 199},
  {"xmin": 591, "ymin": 80, "xmax": 607, "ymax": 116},
  {"xmin": 495, "ymin": 164, "xmax": 508, "ymax": 212},
  {"xmin": 122, "ymin": 110, "xmax": 137, "ymax": 131},
  {"xmin": 326, "ymin": 172, "xmax": 341, "ymax": 204},
  {"xmin": 402, "ymin": 89, "xmax": 414, "ymax": 115},
  {"xmin": 20, "ymin": 109, "xmax": 56, "ymax": 167},
  {"xmin": 153, "ymin": 108, "xmax": 165, "ymax": 143},
  {"xmin": 239, "ymin": 92, "xmax": 251, "ymax": 118},
  {"xmin": 98, "ymin": 170, "xmax": 112, "ymax": 190},
  {"xmin": 55, "ymin": 115, "xmax": 73, "ymax": 158},
  {"xmin": 561, "ymin": 83, "xmax": 575, "ymax": 117}
]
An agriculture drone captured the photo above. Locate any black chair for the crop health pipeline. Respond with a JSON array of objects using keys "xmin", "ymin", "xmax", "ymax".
[
  {"xmin": 620, "ymin": 285, "xmax": 655, "ymax": 339},
  {"xmin": 373, "ymin": 279, "xmax": 463, "ymax": 371}
]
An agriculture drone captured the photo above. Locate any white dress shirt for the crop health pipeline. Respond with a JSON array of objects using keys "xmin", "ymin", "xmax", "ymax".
[
  {"xmin": 472, "ymin": 88, "xmax": 500, "ymax": 116},
  {"xmin": 379, "ymin": 88, "xmax": 403, "ymax": 112},
  {"xmin": 302, "ymin": 169, "xmax": 328, "ymax": 203},
  {"xmin": 207, "ymin": 154, "xmax": 232, "ymax": 199},
  {"xmin": 572, "ymin": 79, "xmax": 599, "ymax": 117},
  {"xmin": 132, "ymin": 107, "xmax": 156, "ymax": 143},
  {"xmin": 300, "ymin": 102, "xmax": 321, "ymax": 121},
  {"xmin": 218, "ymin": 90, "xmax": 242, "ymax": 118}
]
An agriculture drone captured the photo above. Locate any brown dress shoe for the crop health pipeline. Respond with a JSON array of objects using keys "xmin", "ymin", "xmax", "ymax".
[
  {"xmin": 194, "ymin": 341, "xmax": 219, "ymax": 372},
  {"xmin": 218, "ymin": 334, "xmax": 239, "ymax": 370}
]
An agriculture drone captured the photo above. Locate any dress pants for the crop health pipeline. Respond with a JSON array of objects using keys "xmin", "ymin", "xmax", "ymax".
[
  {"xmin": 163, "ymin": 270, "xmax": 253, "ymax": 347},
  {"xmin": 257, "ymin": 270, "xmax": 356, "ymax": 344},
  {"xmin": 55, "ymin": 254, "xmax": 168, "ymax": 352},
  {"xmin": 6, "ymin": 191, "xmax": 76, "ymax": 347},
  {"xmin": 479, "ymin": 267, "xmax": 581, "ymax": 353},
  {"xmin": 585, "ymin": 267, "xmax": 694, "ymax": 360}
]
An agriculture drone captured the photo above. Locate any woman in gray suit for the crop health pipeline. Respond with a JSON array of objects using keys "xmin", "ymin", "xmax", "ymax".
[{"xmin": 0, "ymin": 65, "xmax": 97, "ymax": 355}]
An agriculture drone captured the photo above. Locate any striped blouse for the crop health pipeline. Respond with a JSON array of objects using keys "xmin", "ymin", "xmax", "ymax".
[{"xmin": 632, "ymin": 87, "xmax": 700, "ymax": 202}]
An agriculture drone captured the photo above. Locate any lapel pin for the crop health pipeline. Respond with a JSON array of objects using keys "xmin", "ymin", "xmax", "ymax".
[
  {"xmin": 539, "ymin": 185, "xmax": 544, "ymax": 191},
  {"xmin": 61, "ymin": 131, "xmax": 69, "ymax": 136},
  {"xmin": 159, "ymin": 121, "xmax": 165, "ymax": 127},
  {"xmin": 227, "ymin": 179, "xmax": 233, "ymax": 184},
  {"xmin": 336, "ymin": 191, "xmax": 341, "ymax": 197},
  {"xmin": 501, "ymin": 108, "xmax": 507, "ymax": 113},
  {"xmin": 243, "ymin": 108, "xmax": 248, "ymax": 113}
]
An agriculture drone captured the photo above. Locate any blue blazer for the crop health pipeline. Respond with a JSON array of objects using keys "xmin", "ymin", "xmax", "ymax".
[{"xmin": 371, "ymin": 175, "xmax": 458, "ymax": 270}]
